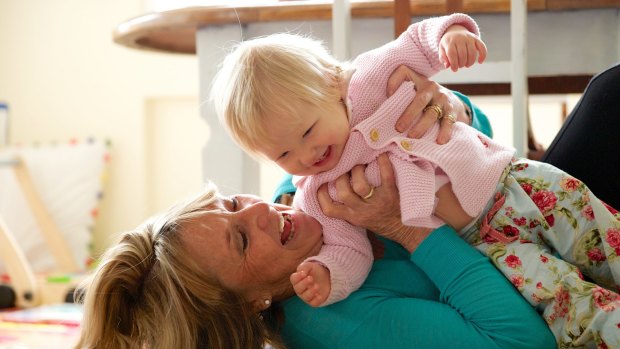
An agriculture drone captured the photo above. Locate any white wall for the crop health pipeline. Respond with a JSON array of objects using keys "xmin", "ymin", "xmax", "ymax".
[{"xmin": 0, "ymin": 0, "xmax": 200, "ymax": 256}]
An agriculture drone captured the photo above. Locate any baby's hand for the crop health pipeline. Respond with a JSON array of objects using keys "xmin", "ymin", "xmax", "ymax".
[
  {"xmin": 290, "ymin": 262, "xmax": 331, "ymax": 307},
  {"xmin": 439, "ymin": 24, "xmax": 487, "ymax": 72}
]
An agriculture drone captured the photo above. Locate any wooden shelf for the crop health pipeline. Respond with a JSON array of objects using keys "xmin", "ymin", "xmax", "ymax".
[{"xmin": 113, "ymin": 0, "xmax": 619, "ymax": 54}]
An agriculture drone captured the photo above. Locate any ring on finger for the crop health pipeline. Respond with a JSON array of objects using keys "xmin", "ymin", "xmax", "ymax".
[
  {"xmin": 443, "ymin": 113, "xmax": 457, "ymax": 125},
  {"xmin": 423, "ymin": 104, "xmax": 443, "ymax": 120},
  {"xmin": 362, "ymin": 186, "xmax": 375, "ymax": 200}
]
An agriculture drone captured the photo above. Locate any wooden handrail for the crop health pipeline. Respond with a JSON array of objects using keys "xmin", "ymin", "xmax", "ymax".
[{"xmin": 113, "ymin": 0, "xmax": 619, "ymax": 54}]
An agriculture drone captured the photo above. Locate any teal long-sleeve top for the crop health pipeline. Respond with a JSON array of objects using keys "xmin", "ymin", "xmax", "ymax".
[{"xmin": 274, "ymin": 93, "xmax": 556, "ymax": 349}]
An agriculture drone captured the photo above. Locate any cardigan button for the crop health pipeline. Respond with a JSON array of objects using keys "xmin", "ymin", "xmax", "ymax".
[
  {"xmin": 369, "ymin": 129, "xmax": 379, "ymax": 142},
  {"xmin": 400, "ymin": 139, "xmax": 412, "ymax": 151}
]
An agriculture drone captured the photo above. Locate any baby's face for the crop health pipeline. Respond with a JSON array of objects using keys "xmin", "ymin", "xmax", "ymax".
[{"xmin": 256, "ymin": 99, "xmax": 350, "ymax": 176}]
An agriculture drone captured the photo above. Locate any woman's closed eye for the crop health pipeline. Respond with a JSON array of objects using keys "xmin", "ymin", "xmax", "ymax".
[
  {"xmin": 239, "ymin": 231, "xmax": 248, "ymax": 252},
  {"xmin": 231, "ymin": 196, "xmax": 239, "ymax": 211},
  {"xmin": 230, "ymin": 197, "xmax": 248, "ymax": 252}
]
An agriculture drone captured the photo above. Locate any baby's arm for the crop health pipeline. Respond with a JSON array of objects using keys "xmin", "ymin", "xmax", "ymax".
[
  {"xmin": 439, "ymin": 24, "xmax": 487, "ymax": 72},
  {"xmin": 290, "ymin": 262, "xmax": 331, "ymax": 307},
  {"xmin": 292, "ymin": 183, "xmax": 374, "ymax": 307},
  {"xmin": 434, "ymin": 183, "xmax": 475, "ymax": 231}
]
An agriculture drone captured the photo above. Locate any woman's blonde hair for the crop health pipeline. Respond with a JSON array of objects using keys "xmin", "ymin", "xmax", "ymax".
[
  {"xmin": 210, "ymin": 33, "xmax": 345, "ymax": 157},
  {"xmin": 75, "ymin": 182, "xmax": 285, "ymax": 349}
]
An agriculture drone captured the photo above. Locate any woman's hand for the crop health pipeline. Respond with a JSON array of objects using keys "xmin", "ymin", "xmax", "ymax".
[
  {"xmin": 317, "ymin": 154, "xmax": 432, "ymax": 253},
  {"xmin": 388, "ymin": 65, "xmax": 471, "ymax": 144}
]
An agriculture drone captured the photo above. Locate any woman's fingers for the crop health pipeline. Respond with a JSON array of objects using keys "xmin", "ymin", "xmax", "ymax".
[
  {"xmin": 386, "ymin": 65, "xmax": 412, "ymax": 97},
  {"xmin": 318, "ymin": 155, "xmax": 400, "ymax": 231},
  {"xmin": 317, "ymin": 183, "xmax": 349, "ymax": 220},
  {"xmin": 388, "ymin": 65, "xmax": 473, "ymax": 144},
  {"xmin": 407, "ymin": 102, "xmax": 441, "ymax": 138},
  {"xmin": 376, "ymin": 154, "xmax": 396, "ymax": 194},
  {"xmin": 403, "ymin": 78, "xmax": 451, "ymax": 139},
  {"xmin": 396, "ymin": 86, "xmax": 431, "ymax": 134},
  {"xmin": 350, "ymin": 165, "xmax": 373, "ymax": 199}
]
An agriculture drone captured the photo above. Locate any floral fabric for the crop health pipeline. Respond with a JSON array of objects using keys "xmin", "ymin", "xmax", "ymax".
[{"xmin": 460, "ymin": 158, "xmax": 620, "ymax": 349}]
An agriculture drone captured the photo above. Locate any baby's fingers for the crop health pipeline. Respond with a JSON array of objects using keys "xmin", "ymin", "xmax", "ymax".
[
  {"xmin": 439, "ymin": 46, "xmax": 450, "ymax": 69},
  {"xmin": 291, "ymin": 271, "xmax": 313, "ymax": 293},
  {"xmin": 444, "ymin": 45, "xmax": 461, "ymax": 72},
  {"xmin": 290, "ymin": 269, "xmax": 307, "ymax": 286},
  {"xmin": 476, "ymin": 39, "xmax": 487, "ymax": 63},
  {"xmin": 290, "ymin": 272, "xmax": 321, "ymax": 305}
]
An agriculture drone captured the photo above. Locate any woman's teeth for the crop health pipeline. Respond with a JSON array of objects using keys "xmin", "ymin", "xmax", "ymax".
[{"xmin": 280, "ymin": 213, "xmax": 295, "ymax": 245}]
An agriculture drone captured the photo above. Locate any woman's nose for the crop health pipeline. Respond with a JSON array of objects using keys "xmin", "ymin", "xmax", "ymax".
[{"xmin": 241, "ymin": 201, "xmax": 270, "ymax": 230}]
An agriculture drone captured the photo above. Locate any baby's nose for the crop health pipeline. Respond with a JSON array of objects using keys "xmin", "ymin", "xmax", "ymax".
[{"xmin": 300, "ymin": 149, "xmax": 317, "ymax": 167}]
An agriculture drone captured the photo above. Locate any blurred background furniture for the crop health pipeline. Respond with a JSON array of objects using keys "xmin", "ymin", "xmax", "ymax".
[{"xmin": 0, "ymin": 140, "xmax": 108, "ymax": 308}]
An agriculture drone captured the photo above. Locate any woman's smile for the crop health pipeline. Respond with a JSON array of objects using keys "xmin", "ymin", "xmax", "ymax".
[
  {"xmin": 180, "ymin": 194, "xmax": 324, "ymax": 298},
  {"xmin": 280, "ymin": 213, "xmax": 295, "ymax": 245}
]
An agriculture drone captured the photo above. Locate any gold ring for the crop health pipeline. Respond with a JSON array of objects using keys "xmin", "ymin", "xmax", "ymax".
[
  {"xmin": 423, "ymin": 104, "xmax": 443, "ymax": 120},
  {"xmin": 363, "ymin": 187, "xmax": 375, "ymax": 200},
  {"xmin": 443, "ymin": 113, "xmax": 457, "ymax": 124}
]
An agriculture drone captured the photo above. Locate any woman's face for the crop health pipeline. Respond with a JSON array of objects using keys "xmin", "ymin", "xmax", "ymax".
[{"xmin": 180, "ymin": 194, "xmax": 323, "ymax": 303}]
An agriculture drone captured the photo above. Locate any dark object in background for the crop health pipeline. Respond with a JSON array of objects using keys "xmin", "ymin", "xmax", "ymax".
[
  {"xmin": 542, "ymin": 63, "xmax": 620, "ymax": 210},
  {"xmin": 0, "ymin": 284, "xmax": 16, "ymax": 309}
]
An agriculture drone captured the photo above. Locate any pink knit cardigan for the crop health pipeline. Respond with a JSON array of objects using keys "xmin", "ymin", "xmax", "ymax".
[{"xmin": 293, "ymin": 14, "xmax": 516, "ymax": 305}]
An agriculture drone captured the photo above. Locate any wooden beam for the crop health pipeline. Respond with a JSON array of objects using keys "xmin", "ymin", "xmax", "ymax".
[
  {"xmin": 446, "ymin": 0, "xmax": 464, "ymax": 13},
  {"xmin": 547, "ymin": 0, "xmax": 620, "ymax": 10},
  {"xmin": 443, "ymin": 74, "xmax": 593, "ymax": 95},
  {"xmin": 394, "ymin": 0, "xmax": 411, "ymax": 38},
  {"xmin": 114, "ymin": 0, "xmax": 573, "ymax": 54}
]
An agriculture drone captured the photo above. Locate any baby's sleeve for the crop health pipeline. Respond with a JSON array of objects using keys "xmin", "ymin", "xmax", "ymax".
[
  {"xmin": 294, "ymin": 181, "xmax": 374, "ymax": 306},
  {"xmin": 404, "ymin": 13, "xmax": 480, "ymax": 77}
]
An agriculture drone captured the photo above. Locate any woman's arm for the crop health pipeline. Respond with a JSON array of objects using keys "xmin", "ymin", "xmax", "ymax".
[
  {"xmin": 281, "ymin": 226, "xmax": 555, "ymax": 349},
  {"xmin": 295, "ymin": 156, "xmax": 556, "ymax": 349},
  {"xmin": 304, "ymin": 226, "xmax": 556, "ymax": 349}
]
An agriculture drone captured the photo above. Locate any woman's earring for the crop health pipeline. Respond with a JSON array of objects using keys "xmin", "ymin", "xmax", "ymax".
[{"xmin": 264, "ymin": 299, "xmax": 271, "ymax": 307}]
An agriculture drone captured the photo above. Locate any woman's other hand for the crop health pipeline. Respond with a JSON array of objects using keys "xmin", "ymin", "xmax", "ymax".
[
  {"xmin": 317, "ymin": 154, "xmax": 432, "ymax": 253},
  {"xmin": 389, "ymin": 66, "xmax": 471, "ymax": 144}
]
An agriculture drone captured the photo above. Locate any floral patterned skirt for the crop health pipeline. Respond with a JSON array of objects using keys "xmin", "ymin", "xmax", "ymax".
[{"xmin": 459, "ymin": 158, "xmax": 620, "ymax": 349}]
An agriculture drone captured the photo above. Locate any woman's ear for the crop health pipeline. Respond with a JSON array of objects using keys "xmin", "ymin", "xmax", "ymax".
[{"xmin": 251, "ymin": 296, "xmax": 272, "ymax": 312}]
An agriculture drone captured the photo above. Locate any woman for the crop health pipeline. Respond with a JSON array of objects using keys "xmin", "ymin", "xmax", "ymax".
[
  {"xmin": 75, "ymin": 166, "xmax": 554, "ymax": 349},
  {"xmin": 75, "ymin": 67, "xmax": 558, "ymax": 348}
]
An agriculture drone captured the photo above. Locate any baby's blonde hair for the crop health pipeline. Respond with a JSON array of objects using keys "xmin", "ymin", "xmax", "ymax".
[{"xmin": 211, "ymin": 33, "xmax": 345, "ymax": 157}]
